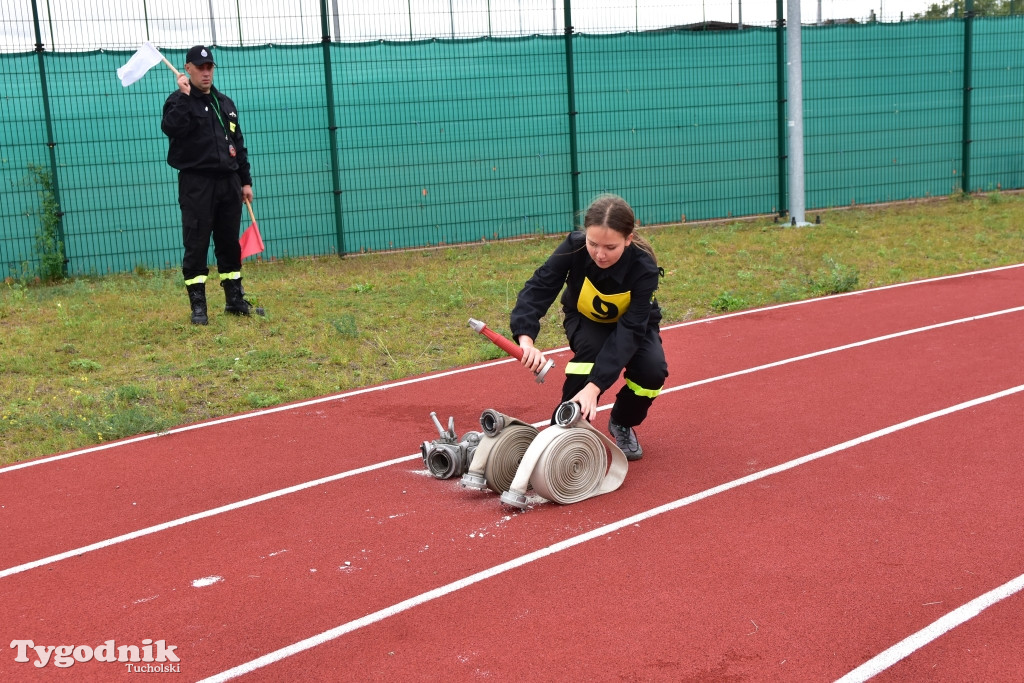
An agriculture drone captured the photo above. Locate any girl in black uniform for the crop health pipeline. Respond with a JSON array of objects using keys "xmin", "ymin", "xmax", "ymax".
[{"xmin": 510, "ymin": 194, "xmax": 667, "ymax": 460}]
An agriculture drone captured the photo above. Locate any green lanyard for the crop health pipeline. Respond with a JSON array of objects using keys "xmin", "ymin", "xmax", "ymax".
[{"xmin": 207, "ymin": 91, "xmax": 228, "ymax": 139}]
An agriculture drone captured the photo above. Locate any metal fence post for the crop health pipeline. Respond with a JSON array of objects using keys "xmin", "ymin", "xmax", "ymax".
[
  {"xmin": 961, "ymin": 0, "xmax": 974, "ymax": 194},
  {"xmin": 30, "ymin": 0, "xmax": 67, "ymax": 276},
  {"xmin": 319, "ymin": 0, "xmax": 345, "ymax": 255},
  {"xmin": 786, "ymin": 0, "xmax": 808, "ymax": 225},
  {"xmin": 562, "ymin": 0, "xmax": 580, "ymax": 225},
  {"xmin": 207, "ymin": 0, "xmax": 218, "ymax": 45},
  {"xmin": 775, "ymin": 0, "xmax": 788, "ymax": 218}
]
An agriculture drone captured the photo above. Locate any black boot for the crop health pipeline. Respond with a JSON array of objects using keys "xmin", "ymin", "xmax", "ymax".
[
  {"xmin": 222, "ymin": 277, "xmax": 264, "ymax": 316},
  {"xmin": 186, "ymin": 283, "xmax": 208, "ymax": 325}
]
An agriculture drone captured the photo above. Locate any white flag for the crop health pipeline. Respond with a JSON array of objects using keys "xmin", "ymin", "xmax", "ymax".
[{"xmin": 116, "ymin": 42, "xmax": 165, "ymax": 87}]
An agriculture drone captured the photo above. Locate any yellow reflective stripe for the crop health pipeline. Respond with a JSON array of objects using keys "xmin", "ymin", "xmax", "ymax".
[
  {"xmin": 564, "ymin": 362, "xmax": 593, "ymax": 376},
  {"xmin": 184, "ymin": 275, "xmax": 207, "ymax": 286},
  {"xmin": 219, "ymin": 271, "xmax": 241, "ymax": 281},
  {"xmin": 625, "ymin": 378, "xmax": 662, "ymax": 398}
]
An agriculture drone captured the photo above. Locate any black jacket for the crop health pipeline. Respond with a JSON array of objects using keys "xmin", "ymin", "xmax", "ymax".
[
  {"xmin": 161, "ymin": 85, "xmax": 252, "ymax": 186},
  {"xmin": 510, "ymin": 231, "xmax": 662, "ymax": 391}
]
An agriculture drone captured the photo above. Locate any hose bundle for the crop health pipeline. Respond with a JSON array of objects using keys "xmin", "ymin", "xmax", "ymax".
[
  {"xmin": 499, "ymin": 402, "xmax": 628, "ymax": 509},
  {"xmin": 460, "ymin": 409, "xmax": 539, "ymax": 494}
]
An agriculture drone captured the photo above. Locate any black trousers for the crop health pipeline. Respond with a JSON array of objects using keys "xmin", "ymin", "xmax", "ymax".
[
  {"xmin": 559, "ymin": 313, "xmax": 668, "ymax": 428},
  {"xmin": 179, "ymin": 171, "xmax": 243, "ymax": 280}
]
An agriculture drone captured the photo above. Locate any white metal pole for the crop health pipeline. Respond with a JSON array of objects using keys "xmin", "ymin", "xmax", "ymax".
[
  {"xmin": 786, "ymin": 0, "xmax": 809, "ymax": 225},
  {"xmin": 207, "ymin": 0, "xmax": 217, "ymax": 45}
]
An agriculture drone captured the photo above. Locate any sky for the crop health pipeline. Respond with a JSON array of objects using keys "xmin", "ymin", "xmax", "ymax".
[{"xmin": 3, "ymin": 0, "xmax": 943, "ymax": 53}]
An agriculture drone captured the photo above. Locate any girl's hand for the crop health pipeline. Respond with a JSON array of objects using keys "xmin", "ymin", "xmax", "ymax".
[
  {"xmin": 569, "ymin": 383, "xmax": 601, "ymax": 422},
  {"xmin": 517, "ymin": 336, "xmax": 547, "ymax": 373}
]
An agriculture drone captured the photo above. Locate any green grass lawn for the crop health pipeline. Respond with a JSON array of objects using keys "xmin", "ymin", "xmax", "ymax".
[{"xmin": 2, "ymin": 192, "xmax": 1022, "ymax": 465}]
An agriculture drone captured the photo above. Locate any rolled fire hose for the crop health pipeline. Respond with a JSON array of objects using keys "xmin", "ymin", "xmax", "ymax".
[
  {"xmin": 460, "ymin": 409, "xmax": 539, "ymax": 494},
  {"xmin": 499, "ymin": 402, "xmax": 628, "ymax": 510}
]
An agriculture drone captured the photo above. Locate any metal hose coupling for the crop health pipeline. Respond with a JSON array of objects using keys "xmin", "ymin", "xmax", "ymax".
[
  {"xmin": 461, "ymin": 409, "xmax": 539, "ymax": 493},
  {"xmin": 479, "ymin": 408, "xmax": 506, "ymax": 437},
  {"xmin": 421, "ymin": 412, "xmax": 481, "ymax": 480},
  {"xmin": 554, "ymin": 400, "xmax": 582, "ymax": 427}
]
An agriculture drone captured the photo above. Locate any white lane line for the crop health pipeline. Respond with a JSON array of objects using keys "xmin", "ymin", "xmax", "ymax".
[
  {"xmin": 4, "ymin": 263, "xmax": 1021, "ymax": 474},
  {"xmin": 0, "ymin": 359, "xmax": 519, "ymax": 474},
  {"xmin": 0, "ymin": 453, "xmax": 419, "ymax": 580},
  {"xmin": 198, "ymin": 384, "xmax": 1024, "ymax": 683},
  {"xmin": 658, "ymin": 305, "xmax": 1024, "ymax": 396},
  {"xmin": 660, "ymin": 262, "xmax": 1024, "ymax": 333},
  {"xmin": 3, "ymin": 305, "xmax": 1022, "ymax": 579},
  {"xmin": 836, "ymin": 572, "xmax": 1024, "ymax": 683}
]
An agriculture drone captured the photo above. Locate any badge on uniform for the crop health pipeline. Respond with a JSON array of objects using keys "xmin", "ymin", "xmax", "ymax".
[{"xmin": 228, "ymin": 144, "xmax": 236, "ymax": 157}]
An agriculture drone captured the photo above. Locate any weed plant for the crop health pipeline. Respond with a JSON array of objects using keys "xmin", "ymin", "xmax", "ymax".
[
  {"xmin": 1, "ymin": 193, "xmax": 1023, "ymax": 464},
  {"xmin": 23, "ymin": 164, "xmax": 66, "ymax": 282}
]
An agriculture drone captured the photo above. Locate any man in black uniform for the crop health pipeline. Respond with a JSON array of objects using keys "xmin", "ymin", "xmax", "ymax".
[{"xmin": 162, "ymin": 45, "xmax": 259, "ymax": 325}]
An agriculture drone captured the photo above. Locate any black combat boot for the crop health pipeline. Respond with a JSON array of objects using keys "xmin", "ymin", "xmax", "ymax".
[
  {"xmin": 221, "ymin": 278, "xmax": 264, "ymax": 316},
  {"xmin": 186, "ymin": 283, "xmax": 208, "ymax": 325}
]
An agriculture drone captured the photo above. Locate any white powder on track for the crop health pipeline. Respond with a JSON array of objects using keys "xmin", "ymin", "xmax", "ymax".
[{"xmin": 192, "ymin": 576, "xmax": 223, "ymax": 588}]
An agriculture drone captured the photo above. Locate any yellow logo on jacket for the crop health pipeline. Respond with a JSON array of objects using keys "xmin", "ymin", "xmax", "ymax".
[{"xmin": 578, "ymin": 277, "xmax": 630, "ymax": 323}]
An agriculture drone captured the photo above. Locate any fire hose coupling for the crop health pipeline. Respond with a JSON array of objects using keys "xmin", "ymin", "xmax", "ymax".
[
  {"xmin": 554, "ymin": 401, "xmax": 582, "ymax": 427},
  {"xmin": 499, "ymin": 489, "xmax": 529, "ymax": 509},
  {"xmin": 479, "ymin": 408, "xmax": 506, "ymax": 437},
  {"xmin": 468, "ymin": 317, "xmax": 554, "ymax": 383},
  {"xmin": 421, "ymin": 412, "xmax": 481, "ymax": 480}
]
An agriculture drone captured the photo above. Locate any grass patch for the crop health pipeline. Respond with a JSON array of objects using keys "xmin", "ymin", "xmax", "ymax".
[
  {"xmin": 2, "ymin": 193, "xmax": 1023, "ymax": 464},
  {"xmin": 711, "ymin": 291, "xmax": 747, "ymax": 312}
]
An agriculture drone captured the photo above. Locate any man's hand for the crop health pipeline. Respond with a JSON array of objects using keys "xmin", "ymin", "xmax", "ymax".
[
  {"xmin": 241, "ymin": 185, "xmax": 254, "ymax": 203},
  {"xmin": 176, "ymin": 73, "xmax": 190, "ymax": 95}
]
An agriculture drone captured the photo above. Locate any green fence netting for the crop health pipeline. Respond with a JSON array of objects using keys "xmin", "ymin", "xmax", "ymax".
[{"xmin": 2, "ymin": 16, "xmax": 1023, "ymax": 278}]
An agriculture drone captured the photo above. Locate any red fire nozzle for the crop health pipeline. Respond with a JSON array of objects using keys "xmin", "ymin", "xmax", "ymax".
[{"xmin": 468, "ymin": 318, "xmax": 554, "ymax": 384}]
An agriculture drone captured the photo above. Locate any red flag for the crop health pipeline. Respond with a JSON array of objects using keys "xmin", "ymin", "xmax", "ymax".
[{"xmin": 239, "ymin": 221, "xmax": 264, "ymax": 259}]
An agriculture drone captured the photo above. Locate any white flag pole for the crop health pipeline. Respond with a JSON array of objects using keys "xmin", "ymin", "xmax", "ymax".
[{"xmin": 161, "ymin": 55, "xmax": 182, "ymax": 78}]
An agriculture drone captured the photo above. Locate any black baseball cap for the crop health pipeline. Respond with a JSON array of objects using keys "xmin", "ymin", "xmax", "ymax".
[{"xmin": 186, "ymin": 45, "xmax": 215, "ymax": 66}]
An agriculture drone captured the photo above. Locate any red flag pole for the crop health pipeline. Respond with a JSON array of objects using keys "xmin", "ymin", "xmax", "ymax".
[{"xmin": 240, "ymin": 199, "xmax": 264, "ymax": 259}]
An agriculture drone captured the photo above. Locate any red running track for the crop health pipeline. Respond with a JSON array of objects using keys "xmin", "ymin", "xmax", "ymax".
[{"xmin": 2, "ymin": 265, "xmax": 1023, "ymax": 682}]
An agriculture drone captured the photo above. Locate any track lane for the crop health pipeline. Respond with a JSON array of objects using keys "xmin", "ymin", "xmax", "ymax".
[
  {"xmin": 2, "ymin": 307, "xmax": 1022, "ymax": 680},
  {"xmin": 3, "ymin": 266, "xmax": 1023, "ymax": 568},
  {"xmin": 232, "ymin": 391, "xmax": 1024, "ymax": 682},
  {"xmin": 868, "ymin": 588, "xmax": 1024, "ymax": 682},
  {"xmin": 4, "ymin": 305, "xmax": 1022, "ymax": 577}
]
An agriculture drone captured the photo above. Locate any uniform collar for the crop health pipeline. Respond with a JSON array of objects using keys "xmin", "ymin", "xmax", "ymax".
[{"xmin": 189, "ymin": 84, "xmax": 218, "ymax": 99}]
